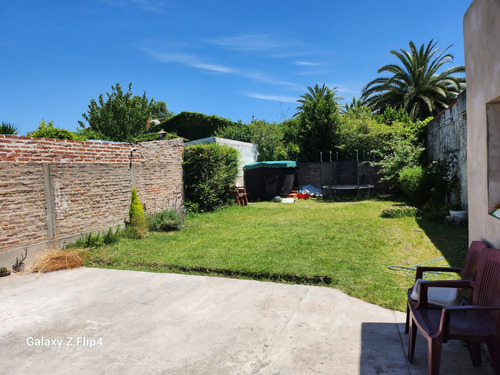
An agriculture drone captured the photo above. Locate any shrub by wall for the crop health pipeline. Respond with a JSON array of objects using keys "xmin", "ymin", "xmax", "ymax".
[
  {"xmin": 183, "ymin": 143, "xmax": 239, "ymax": 212},
  {"xmin": 128, "ymin": 186, "xmax": 148, "ymax": 238}
]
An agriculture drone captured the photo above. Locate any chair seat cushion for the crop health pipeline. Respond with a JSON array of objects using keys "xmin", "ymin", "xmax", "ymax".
[
  {"xmin": 413, "ymin": 308, "xmax": 496, "ymax": 338},
  {"xmin": 410, "ymin": 279, "xmax": 463, "ymax": 306}
]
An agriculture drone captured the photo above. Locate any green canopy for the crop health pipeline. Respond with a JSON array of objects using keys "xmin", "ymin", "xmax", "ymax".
[{"xmin": 244, "ymin": 161, "xmax": 297, "ymax": 170}]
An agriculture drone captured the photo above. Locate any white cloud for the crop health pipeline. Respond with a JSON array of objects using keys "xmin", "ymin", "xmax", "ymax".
[
  {"xmin": 190, "ymin": 62, "xmax": 236, "ymax": 74},
  {"xmin": 145, "ymin": 49, "xmax": 302, "ymax": 88},
  {"xmin": 293, "ymin": 61, "xmax": 324, "ymax": 66},
  {"xmin": 206, "ymin": 34, "xmax": 288, "ymax": 52},
  {"xmin": 244, "ymin": 93, "xmax": 297, "ymax": 103},
  {"xmin": 146, "ymin": 51, "xmax": 235, "ymax": 74},
  {"xmin": 331, "ymin": 84, "xmax": 361, "ymax": 95},
  {"xmin": 101, "ymin": 0, "xmax": 166, "ymax": 12}
]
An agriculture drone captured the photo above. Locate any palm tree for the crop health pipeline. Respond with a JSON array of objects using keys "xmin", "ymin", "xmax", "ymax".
[
  {"xmin": 0, "ymin": 122, "xmax": 18, "ymax": 134},
  {"xmin": 361, "ymin": 40, "xmax": 465, "ymax": 121},
  {"xmin": 293, "ymin": 84, "xmax": 343, "ymax": 161},
  {"xmin": 294, "ymin": 83, "xmax": 343, "ymax": 117}
]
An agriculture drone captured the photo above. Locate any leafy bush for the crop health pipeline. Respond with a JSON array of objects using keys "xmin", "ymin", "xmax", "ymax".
[
  {"xmin": 103, "ymin": 227, "xmax": 121, "ymax": 244},
  {"xmin": 28, "ymin": 120, "xmax": 86, "ymax": 140},
  {"xmin": 146, "ymin": 208, "xmax": 185, "ymax": 232},
  {"xmin": 182, "ymin": 201, "xmax": 200, "ymax": 214},
  {"xmin": 376, "ymin": 135, "xmax": 424, "ymax": 188},
  {"xmin": 183, "ymin": 143, "xmax": 239, "ymax": 212},
  {"xmin": 422, "ymin": 158, "xmax": 459, "ymax": 211},
  {"xmin": 381, "ymin": 205, "xmax": 421, "ymax": 218},
  {"xmin": 214, "ymin": 123, "xmax": 252, "ymax": 142},
  {"xmin": 128, "ymin": 187, "xmax": 148, "ymax": 238},
  {"xmin": 66, "ymin": 227, "xmax": 121, "ymax": 249},
  {"xmin": 338, "ymin": 111, "xmax": 402, "ymax": 160},
  {"xmin": 398, "ymin": 166, "xmax": 426, "ymax": 205},
  {"xmin": 375, "ymin": 106, "xmax": 413, "ymax": 126}
]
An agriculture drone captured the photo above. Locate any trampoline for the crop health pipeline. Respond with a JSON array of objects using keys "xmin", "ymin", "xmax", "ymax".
[
  {"xmin": 322, "ymin": 184, "xmax": 374, "ymax": 201},
  {"xmin": 320, "ymin": 151, "xmax": 375, "ymax": 201}
]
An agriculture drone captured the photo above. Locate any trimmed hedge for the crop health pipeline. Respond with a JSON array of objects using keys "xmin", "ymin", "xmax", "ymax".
[
  {"xmin": 183, "ymin": 143, "xmax": 239, "ymax": 212},
  {"xmin": 381, "ymin": 205, "xmax": 421, "ymax": 218},
  {"xmin": 154, "ymin": 112, "xmax": 236, "ymax": 141}
]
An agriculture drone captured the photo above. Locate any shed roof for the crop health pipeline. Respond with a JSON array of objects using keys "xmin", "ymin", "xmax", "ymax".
[{"xmin": 244, "ymin": 161, "xmax": 297, "ymax": 170}]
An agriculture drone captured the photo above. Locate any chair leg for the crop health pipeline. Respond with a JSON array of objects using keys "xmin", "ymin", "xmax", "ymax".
[
  {"xmin": 428, "ymin": 338, "xmax": 443, "ymax": 375},
  {"xmin": 486, "ymin": 338, "xmax": 500, "ymax": 373},
  {"xmin": 466, "ymin": 341, "xmax": 482, "ymax": 367},
  {"xmin": 405, "ymin": 304, "xmax": 409, "ymax": 334},
  {"xmin": 408, "ymin": 316, "xmax": 417, "ymax": 362}
]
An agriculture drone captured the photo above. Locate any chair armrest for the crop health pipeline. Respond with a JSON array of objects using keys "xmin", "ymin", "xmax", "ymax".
[
  {"xmin": 443, "ymin": 305, "xmax": 500, "ymax": 312},
  {"xmin": 415, "ymin": 266, "xmax": 463, "ymax": 280},
  {"xmin": 439, "ymin": 304, "xmax": 500, "ymax": 340},
  {"xmin": 416, "ymin": 280, "xmax": 473, "ymax": 309}
]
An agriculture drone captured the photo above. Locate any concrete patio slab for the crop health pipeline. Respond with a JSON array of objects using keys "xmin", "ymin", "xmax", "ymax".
[{"xmin": 0, "ymin": 268, "xmax": 495, "ymax": 374}]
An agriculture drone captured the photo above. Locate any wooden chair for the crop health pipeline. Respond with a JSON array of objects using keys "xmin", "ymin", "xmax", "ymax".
[
  {"xmin": 405, "ymin": 240, "xmax": 488, "ymax": 334},
  {"xmin": 407, "ymin": 247, "xmax": 500, "ymax": 375},
  {"xmin": 234, "ymin": 187, "xmax": 248, "ymax": 206}
]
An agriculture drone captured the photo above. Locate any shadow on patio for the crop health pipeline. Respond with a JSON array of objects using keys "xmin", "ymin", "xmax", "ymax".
[{"xmin": 360, "ymin": 322, "xmax": 495, "ymax": 374}]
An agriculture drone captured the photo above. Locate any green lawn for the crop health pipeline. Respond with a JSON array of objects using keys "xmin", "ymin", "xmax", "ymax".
[{"xmin": 85, "ymin": 199, "xmax": 468, "ymax": 311}]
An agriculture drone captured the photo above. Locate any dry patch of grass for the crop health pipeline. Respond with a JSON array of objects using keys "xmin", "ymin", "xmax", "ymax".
[{"xmin": 27, "ymin": 249, "xmax": 86, "ymax": 273}]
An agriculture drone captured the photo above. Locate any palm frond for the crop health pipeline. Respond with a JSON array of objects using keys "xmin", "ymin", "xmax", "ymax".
[{"xmin": 361, "ymin": 40, "xmax": 465, "ymax": 121}]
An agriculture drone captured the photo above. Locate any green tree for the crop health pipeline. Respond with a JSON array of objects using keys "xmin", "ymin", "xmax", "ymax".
[
  {"xmin": 294, "ymin": 84, "xmax": 342, "ymax": 162},
  {"xmin": 338, "ymin": 102, "xmax": 401, "ymax": 159},
  {"xmin": 361, "ymin": 40, "xmax": 465, "ymax": 121},
  {"xmin": 214, "ymin": 122, "xmax": 252, "ymax": 142},
  {"xmin": 248, "ymin": 119, "xmax": 287, "ymax": 161},
  {"xmin": 278, "ymin": 118, "xmax": 300, "ymax": 161},
  {"xmin": 0, "ymin": 122, "xmax": 18, "ymax": 135},
  {"xmin": 79, "ymin": 83, "xmax": 172, "ymax": 142},
  {"xmin": 374, "ymin": 106, "xmax": 413, "ymax": 126},
  {"xmin": 28, "ymin": 120, "xmax": 84, "ymax": 140},
  {"xmin": 216, "ymin": 119, "xmax": 291, "ymax": 161},
  {"xmin": 156, "ymin": 112, "xmax": 234, "ymax": 141},
  {"xmin": 376, "ymin": 135, "xmax": 425, "ymax": 186}
]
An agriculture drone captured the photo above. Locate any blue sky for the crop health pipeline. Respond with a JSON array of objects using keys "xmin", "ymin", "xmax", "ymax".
[{"xmin": 1, "ymin": 0, "xmax": 473, "ymax": 136}]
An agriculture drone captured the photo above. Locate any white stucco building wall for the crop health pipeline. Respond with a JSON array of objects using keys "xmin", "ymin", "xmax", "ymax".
[{"xmin": 464, "ymin": 0, "xmax": 500, "ymax": 246}]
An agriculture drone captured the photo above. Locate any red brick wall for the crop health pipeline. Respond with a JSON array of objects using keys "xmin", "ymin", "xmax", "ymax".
[
  {"xmin": 0, "ymin": 164, "xmax": 48, "ymax": 249},
  {"xmin": 0, "ymin": 135, "xmax": 184, "ymax": 256}
]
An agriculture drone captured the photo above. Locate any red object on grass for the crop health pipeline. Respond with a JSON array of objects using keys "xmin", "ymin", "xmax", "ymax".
[
  {"xmin": 297, "ymin": 193, "xmax": 304, "ymax": 199},
  {"xmin": 303, "ymin": 193, "xmax": 310, "ymax": 199}
]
